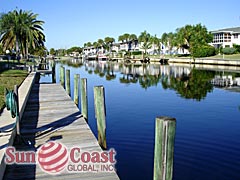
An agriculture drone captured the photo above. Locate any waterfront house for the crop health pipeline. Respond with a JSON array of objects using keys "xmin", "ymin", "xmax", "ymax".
[{"xmin": 210, "ymin": 27, "xmax": 240, "ymax": 48}]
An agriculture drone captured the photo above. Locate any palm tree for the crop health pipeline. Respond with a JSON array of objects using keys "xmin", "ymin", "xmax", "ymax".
[
  {"xmin": 129, "ymin": 34, "xmax": 138, "ymax": 52},
  {"xmin": 161, "ymin": 32, "xmax": 176, "ymax": 56},
  {"xmin": 85, "ymin": 42, "xmax": 92, "ymax": 47},
  {"xmin": 92, "ymin": 41, "xmax": 99, "ymax": 54},
  {"xmin": 0, "ymin": 9, "xmax": 45, "ymax": 59},
  {"xmin": 150, "ymin": 35, "xmax": 161, "ymax": 55},
  {"xmin": 104, "ymin": 37, "xmax": 115, "ymax": 56},
  {"xmin": 122, "ymin": 33, "xmax": 130, "ymax": 42},
  {"xmin": 21, "ymin": 11, "xmax": 45, "ymax": 59},
  {"xmin": 104, "ymin": 37, "xmax": 115, "ymax": 51},
  {"xmin": 138, "ymin": 30, "xmax": 152, "ymax": 59},
  {"xmin": 118, "ymin": 35, "xmax": 124, "ymax": 43},
  {"xmin": 0, "ymin": 43, "xmax": 3, "ymax": 54}
]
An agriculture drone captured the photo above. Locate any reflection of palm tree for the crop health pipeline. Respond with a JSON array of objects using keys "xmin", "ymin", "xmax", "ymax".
[
  {"xmin": 139, "ymin": 74, "xmax": 161, "ymax": 89},
  {"xmin": 119, "ymin": 74, "xmax": 131, "ymax": 84},
  {"xmin": 106, "ymin": 74, "xmax": 116, "ymax": 81}
]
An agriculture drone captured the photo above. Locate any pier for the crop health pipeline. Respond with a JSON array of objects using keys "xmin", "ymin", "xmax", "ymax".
[{"xmin": 0, "ymin": 72, "xmax": 119, "ymax": 180}]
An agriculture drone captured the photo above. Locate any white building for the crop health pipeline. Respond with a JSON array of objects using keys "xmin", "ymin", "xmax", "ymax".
[{"xmin": 210, "ymin": 27, "xmax": 240, "ymax": 48}]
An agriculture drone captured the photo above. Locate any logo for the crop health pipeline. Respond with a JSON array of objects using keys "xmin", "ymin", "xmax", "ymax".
[
  {"xmin": 38, "ymin": 141, "xmax": 68, "ymax": 173},
  {"xmin": 4, "ymin": 141, "xmax": 116, "ymax": 174}
]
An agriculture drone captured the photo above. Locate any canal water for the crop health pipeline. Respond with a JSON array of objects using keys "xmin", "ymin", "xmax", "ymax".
[{"xmin": 41, "ymin": 60, "xmax": 240, "ymax": 180}]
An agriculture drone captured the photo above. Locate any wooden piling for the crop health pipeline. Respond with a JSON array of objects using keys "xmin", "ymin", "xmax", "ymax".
[
  {"xmin": 153, "ymin": 116, "xmax": 176, "ymax": 180},
  {"xmin": 94, "ymin": 86, "xmax": 106, "ymax": 149},
  {"xmin": 66, "ymin": 69, "xmax": 71, "ymax": 96},
  {"xmin": 14, "ymin": 85, "xmax": 20, "ymax": 135},
  {"xmin": 80, "ymin": 78, "xmax": 88, "ymax": 120},
  {"xmin": 74, "ymin": 74, "xmax": 80, "ymax": 105},
  {"xmin": 60, "ymin": 66, "xmax": 65, "ymax": 88},
  {"xmin": 52, "ymin": 60, "xmax": 56, "ymax": 83}
]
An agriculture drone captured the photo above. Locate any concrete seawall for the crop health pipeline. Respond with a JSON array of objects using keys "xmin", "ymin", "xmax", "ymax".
[
  {"xmin": 0, "ymin": 72, "xmax": 36, "ymax": 180},
  {"xmin": 169, "ymin": 58, "xmax": 240, "ymax": 66}
]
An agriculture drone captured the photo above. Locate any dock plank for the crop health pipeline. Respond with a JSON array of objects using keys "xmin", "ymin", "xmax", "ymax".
[{"xmin": 3, "ymin": 83, "xmax": 119, "ymax": 180}]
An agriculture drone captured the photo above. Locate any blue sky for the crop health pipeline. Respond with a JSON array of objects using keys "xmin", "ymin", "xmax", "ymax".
[{"xmin": 1, "ymin": 0, "xmax": 240, "ymax": 49}]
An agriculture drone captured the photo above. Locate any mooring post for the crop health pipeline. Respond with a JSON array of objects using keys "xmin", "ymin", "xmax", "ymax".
[
  {"xmin": 60, "ymin": 66, "xmax": 65, "ymax": 88},
  {"xmin": 153, "ymin": 116, "xmax": 176, "ymax": 180},
  {"xmin": 14, "ymin": 85, "xmax": 20, "ymax": 135},
  {"xmin": 66, "ymin": 69, "xmax": 71, "ymax": 96},
  {"xmin": 94, "ymin": 86, "xmax": 106, "ymax": 149},
  {"xmin": 80, "ymin": 78, "xmax": 88, "ymax": 120},
  {"xmin": 52, "ymin": 60, "xmax": 56, "ymax": 83},
  {"xmin": 74, "ymin": 74, "xmax": 80, "ymax": 105}
]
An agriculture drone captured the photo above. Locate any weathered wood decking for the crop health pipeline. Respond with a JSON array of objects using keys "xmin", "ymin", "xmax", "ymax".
[{"xmin": 3, "ymin": 83, "xmax": 119, "ymax": 180}]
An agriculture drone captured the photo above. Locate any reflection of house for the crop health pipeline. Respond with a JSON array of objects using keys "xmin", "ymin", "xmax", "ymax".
[
  {"xmin": 211, "ymin": 75, "xmax": 240, "ymax": 87},
  {"xmin": 210, "ymin": 27, "xmax": 240, "ymax": 48}
]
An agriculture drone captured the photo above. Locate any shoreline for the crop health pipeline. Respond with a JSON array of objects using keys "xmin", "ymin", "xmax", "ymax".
[{"xmin": 168, "ymin": 58, "xmax": 240, "ymax": 66}]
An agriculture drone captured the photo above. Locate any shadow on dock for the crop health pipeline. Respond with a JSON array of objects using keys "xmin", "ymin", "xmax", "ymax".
[{"xmin": 3, "ymin": 83, "xmax": 82, "ymax": 180}]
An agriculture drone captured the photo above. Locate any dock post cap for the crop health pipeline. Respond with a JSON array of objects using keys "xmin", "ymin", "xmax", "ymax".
[{"xmin": 156, "ymin": 116, "xmax": 176, "ymax": 122}]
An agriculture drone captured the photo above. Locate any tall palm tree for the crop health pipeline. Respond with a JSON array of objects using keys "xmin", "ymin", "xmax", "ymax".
[
  {"xmin": 0, "ymin": 9, "xmax": 45, "ymax": 59},
  {"xmin": 21, "ymin": 11, "xmax": 45, "ymax": 59},
  {"xmin": 150, "ymin": 34, "xmax": 161, "ymax": 55},
  {"xmin": 129, "ymin": 34, "xmax": 138, "ymax": 52},
  {"xmin": 104, "ymin": 37, "xmax": 115, "ymax": 51},
  {"xmin": 138, "ymin": 30, "xmax": 152, "ymax": 59},
  {"xmin": 104, "ymin": 37, "xmax": 115, "ymax": 57},
  {"xmin": 118, "ymin": 35, "xmax": 124, "ymax": 43},
  {"xmin": 97, "ymin": 39, "xmax": 105, "ymax": 53},
  {"xmin": 84, "ymin": 42, "xmax": 92, "ymax": 47},
  {"xmin": 122, "ymin": 33, "xmax": 130, "ymax": 42},
  {"xmin": 161, "ymin": 32, "xmax": 176, "ymax": 55}
]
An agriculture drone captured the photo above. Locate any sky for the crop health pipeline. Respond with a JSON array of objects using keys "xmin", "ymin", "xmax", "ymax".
[{"xmin": 1, "ymin": 0, "xmax": 240, "ymax": 50}]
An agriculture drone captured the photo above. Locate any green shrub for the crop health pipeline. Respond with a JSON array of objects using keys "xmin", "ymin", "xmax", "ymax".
[
  {"xmin": 233, "ymin": 44, "xmax": 240, "ymax": 53},
  {"xmin": 192, "ymin": 45, "xmax": 216, "ymax": 58},
  {"xmin": 131, "ymin": 51, "xmax": 142, "ymax": 55},
  {"xmin": 222, "ymin": 47, "xmax": 236, "ymax": 54}
]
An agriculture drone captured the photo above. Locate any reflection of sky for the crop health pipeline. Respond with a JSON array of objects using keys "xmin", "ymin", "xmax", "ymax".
[{"xmin": 41, "ymin": 61, "xmax": 240, "ymax": 180}]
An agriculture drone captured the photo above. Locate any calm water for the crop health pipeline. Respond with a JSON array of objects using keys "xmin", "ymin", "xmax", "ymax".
[{"xmin": 41, "ymin": 60, "xmax": 240, "ymax": 180}]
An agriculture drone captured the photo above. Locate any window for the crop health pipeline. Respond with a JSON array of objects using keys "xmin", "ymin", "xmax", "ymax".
[{"xmin": 234, "ymin": 34, "xmax": 238, "ymax": 39}]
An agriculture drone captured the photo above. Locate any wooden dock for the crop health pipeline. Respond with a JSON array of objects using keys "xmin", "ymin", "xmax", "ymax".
[{"xmin": 3, "ymin": 83, "xmax": 119, "ymax": 180}]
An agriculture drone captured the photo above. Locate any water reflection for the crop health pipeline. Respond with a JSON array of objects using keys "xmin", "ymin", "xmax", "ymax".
[{"xmin": 62, "ymin": 59, "xmax": 240, "ymax": 101}]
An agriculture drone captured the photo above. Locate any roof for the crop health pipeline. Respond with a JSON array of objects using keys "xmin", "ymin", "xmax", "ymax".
[{"xmin": 211, "ymin": 27, "xmax": 240, "ymax": 33}]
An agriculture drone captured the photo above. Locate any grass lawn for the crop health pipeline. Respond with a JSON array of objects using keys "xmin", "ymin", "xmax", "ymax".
[
  {"xmin": 0, "ymin": 69, "xmax": 28, "ymax": 111},
  {"xmin": 206, "ymin": 54, "xmax": 240, "ymax": 60}
]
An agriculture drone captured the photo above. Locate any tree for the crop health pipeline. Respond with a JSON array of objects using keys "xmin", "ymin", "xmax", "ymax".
[
  {"xmin": 161, "ymin": 32, "xmax": 176, "ymax": 55},
  {"xmin": 49, "ymin": 48, "xmax": 56, "ymax": 55},
  {"xmin": 29, "ymin": 45, "xmax": 47, "ymax": 57},
  {"xmin": 122, "ymin": 33, "xmax": 130, "ymax": 42},
  {"xmin": 0, "ymin": 43, "xmax": 3, "ymax": 54},
  {"xmin": 56, "ymin": 49, "xmax": 66, "ymax": 56},
  {"xmin": 104, "ymin": 37, "xmax": 115, "ymax": 52},
  {"xmin": 175, "ymin": 24, "xmax": 213, "ymax": 58},
  {"xmin": 129, "ymin": 34, "xmax": 138, "ymax": 52},
  {"xmin": 97, "ymin": 39, "xmax": 105, "ymax": 53},
  {"xmin": 129, "ymin": 34, "xmax": 137, "ymax": 42},
  {"xmin": 150, "ymin": 35, "xmax": 161, "ymax": 55},
  {"xmin": 118, "ymin": 35, "xmax": 124, "ymax": 43},
  {"xmin": 84, "ymin": 42, "xmax": 92, "ymax": 47},
  {"xmin": 138, "ymin": 30, "xmax": 152, "ymax": 58},
  {"xmin": 0, "ymin": 9, "xmax": 45, "ymax": 59},
  {"xmin": 93, "ymin": 41, "xmax": 100, "ymax": 53},
  {"xmin": 66, "ymin": 46, "xmax": 82, "ymax": 54}
]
